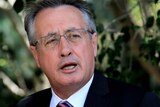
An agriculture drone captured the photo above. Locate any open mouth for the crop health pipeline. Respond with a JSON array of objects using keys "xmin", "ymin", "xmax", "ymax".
[{"xmin": 61, "ymin": 63, "xmax": 77, "ymax": 70}]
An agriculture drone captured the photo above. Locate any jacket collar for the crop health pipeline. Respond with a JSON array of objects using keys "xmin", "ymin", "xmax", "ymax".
[
  {"xmin": 45, "ymin": 71, "xmax": 110, "ymax": 107},
  {"xmin": 84, "ymin": 71, "xmax": 110, "ymax": 107}
]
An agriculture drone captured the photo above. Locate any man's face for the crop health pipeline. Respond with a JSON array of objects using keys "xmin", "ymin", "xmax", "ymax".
[{"xmin": 31, "ymin": 5, "xmax": 97, "ymax": 91}]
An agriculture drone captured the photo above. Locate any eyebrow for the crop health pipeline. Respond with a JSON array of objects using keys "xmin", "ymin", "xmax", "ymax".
[
  {"xmin": 44, "ymin": 32, "xmax": 57, "ymax": 38},
  {"xmin": 45, "ymin": 27, "xmax": 82, "ymax": 36},
  {"xmin": 66, "ymin": 27, "xmax": 82, "ymax": 31}
]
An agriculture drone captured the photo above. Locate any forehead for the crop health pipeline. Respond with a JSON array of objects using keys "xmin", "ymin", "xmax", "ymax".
[
  {"xmin": 36, "ymin": 5, "xmax": 82, "ymax": 16},
  {"xmin": 34, "ymin": 5, "xmax": 87, "ymax": 36}
]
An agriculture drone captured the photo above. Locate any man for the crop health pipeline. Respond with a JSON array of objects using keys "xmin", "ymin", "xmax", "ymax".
[{"xmin": 14, "ymin": 0, "xmax": 160, "ymax": 107}]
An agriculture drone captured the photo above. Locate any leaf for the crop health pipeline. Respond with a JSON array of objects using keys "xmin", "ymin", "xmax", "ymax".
[
  {"xmin": 100, "ymin": 34, "xmax": 106, "ymax": 45},
  {"xmin": 13, "ymin": 0, "xmax": 24, "ymax": 13},
  {"xmin": 146, "ymin": 16, "xmax": 154, "ymax": 29},
  {"xmin": 0, "ymin": 32, "xmax": 3, "ymax": 46},
  {"xmin": 154, "ymin": 0, "xmax": 159, "ymax": 4},
  {"xmin": 156, "ymin": 17, "xmax": 160, "ymax": 29},
  {"xmin": 98, "ymin": 47, "xmax": 107, "ymax": 63},
  {"xmin": 106, "ymin": 48, "xmax": 115, "ymax": 63},
  {"xmin": 26, "ymin": 0, "xmax": 36, "ymax": 2},
  {"xmin": 121, "ymin": 26, "xmax": 130, "ymax": 42},
  {"xmin": 157, "ymin": 10, "xmax": 160, "ymax": 17},
  {"xmin": 96, "ymin": 23, "xmax": 104, "ymax": 33}
]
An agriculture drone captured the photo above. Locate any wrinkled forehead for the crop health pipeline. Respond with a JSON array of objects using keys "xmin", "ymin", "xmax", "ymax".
[
  {"xmin": 34, "ymin": 5, "xmax": 88, "ymax": 37},
  {"xmin": 36, "ymin": 5, "xmax": 83, "ymax": 17}
]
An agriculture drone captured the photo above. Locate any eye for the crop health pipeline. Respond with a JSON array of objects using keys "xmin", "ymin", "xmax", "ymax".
[
  {"xmin": 71, "ymin": 34, "xmax": 81, "ymax": 38},
  {"xmin": 68, "ymin": 32, "xmax": 82, "ymax": 39},
  {"xmin": 45, "ymin": 37, "xmax": 58, "ymax": 46}
]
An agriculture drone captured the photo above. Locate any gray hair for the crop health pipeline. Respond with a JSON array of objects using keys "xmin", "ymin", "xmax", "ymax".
[{"xmin": 24, "ymin": 0, "xmax": 97, "ymax": 45}]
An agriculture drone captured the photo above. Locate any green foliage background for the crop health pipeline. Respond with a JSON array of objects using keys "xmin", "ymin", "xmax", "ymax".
[{"xmin": 0, "ymin": 0, "xmax": 160, "ymax": 107}]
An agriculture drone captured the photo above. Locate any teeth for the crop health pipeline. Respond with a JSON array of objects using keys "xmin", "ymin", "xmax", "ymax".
[{"xmin": 63, "ymin": 65, "xmax": 76, "ymax": 70}]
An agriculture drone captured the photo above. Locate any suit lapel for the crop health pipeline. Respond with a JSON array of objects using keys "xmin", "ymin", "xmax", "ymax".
[
  {"xmin": 33, "ymin": 72, "xmax": 110, "ymax": 107},
  {"xmin": 34, "ymin": 88, "xmax": 52, "ymax": 107},
  {"xmin": 84, "ymin": 72, "xmax": 110, "ymax": 107}
]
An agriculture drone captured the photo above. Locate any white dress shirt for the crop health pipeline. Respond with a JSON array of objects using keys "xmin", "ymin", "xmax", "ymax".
[{"xmin": 49, "ymin": 74, "xmax": 94, "ymax": 107}]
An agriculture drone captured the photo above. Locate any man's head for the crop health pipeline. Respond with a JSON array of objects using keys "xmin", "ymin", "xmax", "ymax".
[
  {"xmin": 25, "ymin": 0, "xmax": 96, "ymax": 45},
  {"xmin": 24, "ymin": 0, "xmax": 97, "ymax": 98}
]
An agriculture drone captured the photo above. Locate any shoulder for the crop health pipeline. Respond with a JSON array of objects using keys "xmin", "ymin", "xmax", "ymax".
[
  {"xmin": 94, "ymin": 72, "xmax": 146, "ymax": 96},
  {"xmin": 12, "ymin": 88, "xmax": 52, "ymax": 107},
  {"xmin": 94, "ymin": 72, "xmax": 160, "ymax": 106},
  {"xmin": 107, "ymin": 78, "xmax": 160, "ymax": 107},
  {"xmin": 107, "ymin": 78, "xmax": 146, "ymax": 96},
  {"xmin": 140, "ymin": 92, "xmax": 160, "ymax": 107},
  {"xmin": 98, "ymin": 73, "xmax": 146, "ymax": 97}
]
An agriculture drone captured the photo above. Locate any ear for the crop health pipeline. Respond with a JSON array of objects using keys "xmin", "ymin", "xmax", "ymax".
[
  {"xmin": 92, "ymin": 32, "xmax": 98, "ymax": 57},
  {"xmin": 30, "ymin": 46, "xmax": 40, "ymax": 67}
]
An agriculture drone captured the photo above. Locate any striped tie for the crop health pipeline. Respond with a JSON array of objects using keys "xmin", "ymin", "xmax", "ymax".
[{"xmin": 56, "ymin": 101, "xmax": 74, "ymax": 107}]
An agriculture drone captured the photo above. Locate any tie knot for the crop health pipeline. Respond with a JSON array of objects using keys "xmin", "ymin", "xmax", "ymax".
[{"xmin": 56, "ymin": 101, "xmax": 74, "ymax": 107}]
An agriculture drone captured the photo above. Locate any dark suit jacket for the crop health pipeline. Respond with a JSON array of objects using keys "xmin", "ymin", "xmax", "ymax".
[{"xmin": 13, "ymin": 72, "xmax": 160, "ymax": 107}]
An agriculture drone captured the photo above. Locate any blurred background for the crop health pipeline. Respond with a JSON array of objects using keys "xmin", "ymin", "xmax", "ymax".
[{"xmin": 0, "ymin": 0, "xmax": 160, "ymax": 106}]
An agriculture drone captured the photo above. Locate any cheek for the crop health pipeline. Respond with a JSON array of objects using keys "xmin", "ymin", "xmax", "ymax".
[
  {"xmin": 76, "ymin": 41, "xmax": 95, "ymax": 66},
  {"xmin": 85, "ymin": 41, "xmax": 95, "ymax": 57},
  {"xmin": 38, "ymin": 51, "xmax": 58, "ymax": 71}
]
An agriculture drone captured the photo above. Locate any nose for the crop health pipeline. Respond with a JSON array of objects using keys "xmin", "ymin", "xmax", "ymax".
[{"xmin": 59, "ymin": 36, "xmax": 72, "ymax": 57}]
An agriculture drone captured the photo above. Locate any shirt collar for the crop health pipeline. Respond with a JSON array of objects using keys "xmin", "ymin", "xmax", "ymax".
[{"xmin": 50, "ymin": 74, "xmax": 94, "ymax": 107}]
